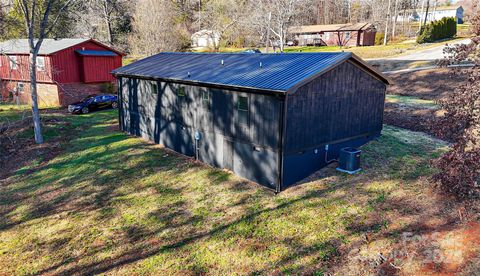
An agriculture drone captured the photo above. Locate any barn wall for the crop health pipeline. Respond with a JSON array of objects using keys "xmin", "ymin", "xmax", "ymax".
[
  {"xmin": 0, "ymin": 54, "xmax": 54, "ymax": 83},
  {"xmin": 51, "ymin": 40, "xmax": 121, "ymax": 83},
  {"xmin": 282, "ymin": 61, "xmax": 386, "ymax": 188},
  {"xmin": 119, "ymin": 77, "xmax": 283, "ymax": 189}
]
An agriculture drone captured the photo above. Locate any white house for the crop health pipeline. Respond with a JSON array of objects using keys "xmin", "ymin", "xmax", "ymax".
[
  {"xmin": 191, "ymin": 30, "xmax": 220, "ymax": 48},
  {"xmin": 397, "ymin": 5, "xmax": 464, "ymax": 24}
]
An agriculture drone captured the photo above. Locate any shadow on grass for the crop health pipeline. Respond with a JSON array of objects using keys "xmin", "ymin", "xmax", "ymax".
[{"xmin": 0, "ymin": 109, "xmax": 454, "ymax": 275}]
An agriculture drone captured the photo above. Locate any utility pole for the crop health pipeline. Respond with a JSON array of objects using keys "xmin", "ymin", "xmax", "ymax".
[
  {"xmin": 384, "ymin": 0, "xmax": 392, "ymax": 45},
  {"xmin": 265, "ymin": 11, "xmax": 272, "ymax": 53}
]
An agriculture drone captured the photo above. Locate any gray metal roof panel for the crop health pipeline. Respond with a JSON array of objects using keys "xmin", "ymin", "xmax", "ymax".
[
  {"xmin": 0, "ymin": 38, "xmax": 89, "ymax": 55},
  {"xmin": 113, "ymin": 52, "xmax": 355, "ymax": 92}
]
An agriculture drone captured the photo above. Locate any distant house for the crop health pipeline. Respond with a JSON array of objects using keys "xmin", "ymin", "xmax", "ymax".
[
  {"xmin": 397, "ymin": 5, "xmax": 464, "ymax": 24},
  {"xmin": 191, "ymin": 30, "xmax": 220, "ymax": 48},
  {"xmin": 0, "ymin": 38, "xmax": 123, "ymax": 106},
  {"xmin": 290, "ymin": 23, "xmax": 377, "ymax": 47},
  {"xmin": 112, "ymin": 52, "xmax": 390, "ymax": 191}
]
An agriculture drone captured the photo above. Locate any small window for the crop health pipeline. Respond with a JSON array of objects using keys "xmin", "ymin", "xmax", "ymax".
[
  {"xmin": 237, "ymin": 96, "xmax": 249, "ymax": 125},
  {"xmin": 36, "ymin": 56, "xmax": 45, "ymax": 71},
  {"xmin": 202, "ymin": 90, "xmax": 210, "ymax": 108},
  {"xmin": 345, "ymin": 32, "xmax": 351, "ymax": 40},
  {"xmin": 17, "ymin": 82, "xmax": 25, "ymax": 93},
  {"xmin": 177, "ymin": 86, "xmax": 185, "ymax": 97},
  {"xmin": 10, "ymin": 56, "xmax": 18, "ymax": 70},
  {"xmin": 150, "ymin": 81, "xmax": 158, "ymax": 94}
]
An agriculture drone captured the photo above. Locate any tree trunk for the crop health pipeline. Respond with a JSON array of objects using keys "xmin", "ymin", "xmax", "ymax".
[
  {"xmin": 423, "ymin": 0, "xmax": 430, "ymax": 28},
  {"xmin": 384, "ymin": 0, "xmax": 392, "ymax": 45},
  {"xmin": 265, "ymin": 11, "xmax": 271, "ymax": 53},
  {"xmin": 419, "ymin": 0, "xmax": 425, "ymax": 32},
  {"xmin": 103, "ymin": 0, "xmax": 114, "ymax": 45},
  {"xmin": 29, "ymin": 52, "xmax": 44, "ymax": 144},
  {"xmin": 392, "ymin": 0, "xmax": 399, "ymax": 39}
]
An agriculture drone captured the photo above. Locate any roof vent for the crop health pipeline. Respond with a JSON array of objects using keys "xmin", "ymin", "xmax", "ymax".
[
  {"xmin": 221, "ymin": 59, "xmax": 224, "ymax": 66},
  {"xmin": 259, "ymin": 62, "xmax": 263, "ymax": 68},
  {"xmin": 187, "ymin": 72, "xmax": 191, "ymax": 77}
]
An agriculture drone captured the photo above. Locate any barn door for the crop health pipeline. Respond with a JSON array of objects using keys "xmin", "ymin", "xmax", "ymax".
[{"xmin": 223, "ymin": 139, "xmax": 234, "ymax": 170}]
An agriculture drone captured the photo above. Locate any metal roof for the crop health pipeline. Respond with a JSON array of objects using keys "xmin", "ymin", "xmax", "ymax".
[
  {"xmin": 113, "ymin": 52, "xmax": 388, "ymax": 93},
  {"xmin": 76, "ymin": 49, "xmax": 118, "ymax": 56},
  {"xmin": 0, "ymin": 38, "xmax": 89, "ymax": 55}
]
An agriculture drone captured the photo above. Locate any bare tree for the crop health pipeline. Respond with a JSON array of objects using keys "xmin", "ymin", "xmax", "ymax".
[
  {"xmin": 129, "ymin": 0, "xmax": 190, "ymax": 55},
  {"xmin": 16, "ymin": 0, "xmax": 76, "ymax": 144},
  {"xmin": 384, "ymin": 0, "xmax": 392, "ymax": 45},
  {"xmin": 200, "ymin": 0, "xmax": 242, "ymax": 51},
  {"xmin": 256, "ymin": 0, "xmax": 309, "ymax": 52}
]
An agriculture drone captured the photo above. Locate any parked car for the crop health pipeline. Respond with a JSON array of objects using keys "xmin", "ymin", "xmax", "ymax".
[
  {"xmin": 243, "ymin": 49, "xmax": 262, "ymax": 53},
  {"xmin": 68, "ymin": 94, "xmax": 118, "ymax": 114}
]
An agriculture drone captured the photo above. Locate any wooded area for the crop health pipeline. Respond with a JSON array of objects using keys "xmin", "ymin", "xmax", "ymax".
[{"xmin": 1, "ymin": 0, "xmax": 473, "ymax": 55}]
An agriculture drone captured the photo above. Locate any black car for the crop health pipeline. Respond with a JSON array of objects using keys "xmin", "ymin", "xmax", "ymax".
[
  {"xmin": 243, "ymin": 49, "xmax": 262, "ymax": 53},
  {"xmin": 68, "ymin": 94, "xmax": 118, "ymax": 114}
]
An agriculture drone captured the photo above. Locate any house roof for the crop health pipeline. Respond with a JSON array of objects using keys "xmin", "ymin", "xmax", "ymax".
[
  {"xmin": 290, "ymin": 23, "xmax": 375, "ymax": 34},
  {"xmin": 112, "ymin": 52, "xmax": 389, "ymax": 93},
  {"xmin": 0, "ymin": 38, "xmax": 89, "ymax": 55}
]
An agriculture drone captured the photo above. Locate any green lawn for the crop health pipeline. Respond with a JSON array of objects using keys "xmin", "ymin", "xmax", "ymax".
[
  {"xmin": 0, "ymin": 103, "xmax": 31, "ymax": 124},
  {"xmin": 0, "ymin": 109, "xmax": 449, "ymax": 274},
  {"xmin": 283, "ymin": 37, "xmax": 467, "ymax": 59},
  {"xmin": 385, "ymin": 94, "xmax": 438, "ymax": 109}
]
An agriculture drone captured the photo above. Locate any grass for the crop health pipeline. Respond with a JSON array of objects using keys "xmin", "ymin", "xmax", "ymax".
[
  {"xmin": 283, "ymin": 37, "xmax": 467, "ymax": 59},
  {"xmin": 0, "ymin": 103, "xmax": 31, "ymax": 124},
  {"xmin": 385, "ymin": 94, "xmax": 438, "ymax": 109},
  {"xmin": 0, "ymin": 109, "xmax": 450, "ymax": 274}
]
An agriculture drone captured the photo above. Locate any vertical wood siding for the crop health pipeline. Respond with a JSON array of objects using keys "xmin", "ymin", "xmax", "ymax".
[
  {"xmin": 281, "ymin": 61, "xmax": 386, "ymax": 189},
  {"xmin": 284, "ymin": 61, "xmax": 386, "ymax": 153},
  {"xmin": 0, "ymin": 54, "xmax": 54, "ymax": 83},
  {"xmin": 81, "ymin": 56, "xmax": 121, "ymax": 83},
  {"xmin": 51, "ymin": 40, "xmax": 122, "ymax": 83},
  {"xmin": 119, "ymin": 78, "xmax": 283, "ymax": 188}
]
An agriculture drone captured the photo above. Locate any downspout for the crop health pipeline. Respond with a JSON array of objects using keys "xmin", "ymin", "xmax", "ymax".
[{"xmin": 276, "ymin": 93, "xmax": 288, "ymax": 193}]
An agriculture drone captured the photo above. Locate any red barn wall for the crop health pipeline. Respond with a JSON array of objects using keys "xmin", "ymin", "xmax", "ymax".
[
  {"xmin": 51, "ymin": 40, "xmax": 122, "ymax": 84},
  {"xmin": 0, "ymin": 54, "xmax": 54, "ymax": 83},
  {"xmin": 82, "ymin": 56, "xmax": 121, "ymax": 83}
]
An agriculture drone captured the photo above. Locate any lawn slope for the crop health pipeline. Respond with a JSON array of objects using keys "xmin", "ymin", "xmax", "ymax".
[{"xmin": 1, "ymin": 109, "xmax": 469, "ymax": 275}]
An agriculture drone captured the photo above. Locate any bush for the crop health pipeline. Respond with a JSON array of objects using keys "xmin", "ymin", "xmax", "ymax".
[
  {"xmin": 100, "ymin": 82, "xmax": 115, "ymax": 94},
  {"xmin": 417, "ymin": 17, "xmax": 457, "ymax": 44},
  {"xmin": 375, "ymin": 32, "xmax": 386, "ymax": 45}
]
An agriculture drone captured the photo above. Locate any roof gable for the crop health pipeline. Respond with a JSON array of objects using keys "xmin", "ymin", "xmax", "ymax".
[
  {"xmin": 113, "ymin": 52, "xmax": 389, "ymax": 93},
  {"xmin": 0, "ymin": 38, "xmax": 124, "ymax": 56},
  {"xmin": 0, "ymin": 38, "xmax": 89, "ymax": 55}
]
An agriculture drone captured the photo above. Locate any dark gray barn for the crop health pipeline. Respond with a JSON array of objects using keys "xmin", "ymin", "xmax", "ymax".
[{"xmin": 112, "ymin": 52, "xmax": 390, "ymax": 192}]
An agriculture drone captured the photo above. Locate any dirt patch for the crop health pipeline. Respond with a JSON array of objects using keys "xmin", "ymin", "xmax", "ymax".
[
  {"xmin": 387, "ymin": 67, "xmax": 468, "ymax": 101},
  {"xmin": 383, "ymin": 103, "xmax": 440, "ymax": 137},
  {"xmin": 384, "ymin": 68, "xmax": 468, "ymax": 139},
  {"xmin": 0, "ymin": 110, "xmax": 72, "ymax": 180}
]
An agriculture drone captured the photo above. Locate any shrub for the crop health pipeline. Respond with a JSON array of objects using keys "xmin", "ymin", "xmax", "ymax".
[
  {"xmin": 417, "ymin": 17, "xmax": 457, "ymax": 43},
  {"xmin": 375, "ymin": 32, "xmax": 386, "ymax": 45},
  {"xmin": 100, "ymin": 82, "xmax": 115, "ymax": 94},
  {"xmin": 431, "ymin": 7, "xmax": 480, "ymax": 199}
]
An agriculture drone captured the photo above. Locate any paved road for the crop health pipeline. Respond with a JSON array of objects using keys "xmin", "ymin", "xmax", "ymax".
[{"xmin": 388, "ymin": 38, "xmax": 471, "ymax": 61}]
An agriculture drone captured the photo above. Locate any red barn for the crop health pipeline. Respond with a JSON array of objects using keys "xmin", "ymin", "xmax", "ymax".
[{"xmin": 0, "ymin": 38, "xmax": 123, "ymax": 107}]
